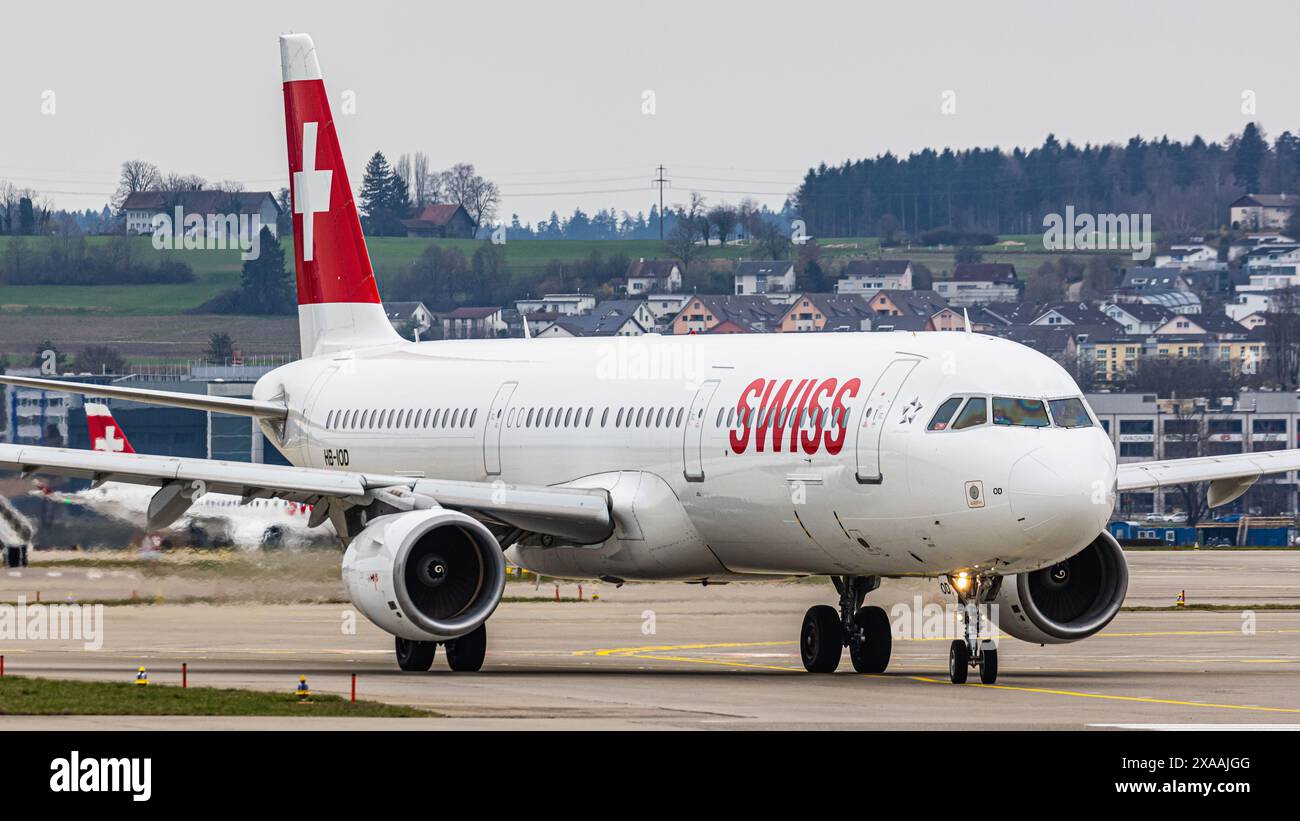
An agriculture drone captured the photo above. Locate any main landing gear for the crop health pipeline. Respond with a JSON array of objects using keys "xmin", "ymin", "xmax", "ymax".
[
  {"xmin": 800, "ymin": 575, "xmax": 892, "ymax": 674},
  {"xmin": 394, "ymin": 624, "xmax": 488, "ymax": 673},
  {"xmin": 948, "ymin": 574, "xmax": 999, "ymax": 685}
]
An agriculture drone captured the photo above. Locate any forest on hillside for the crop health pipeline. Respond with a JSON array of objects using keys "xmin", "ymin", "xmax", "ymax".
[{"xmin": 795, "ymin": 123, "xmax": 1293, "ymax": 239}]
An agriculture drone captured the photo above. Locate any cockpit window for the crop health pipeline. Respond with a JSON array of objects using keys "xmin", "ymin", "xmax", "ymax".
[
  {"xmin": 993, "ymin": 397, "xmax": 1050, "ymax": 427},
  {"xmin": 951, "ymin": 397, "xmax": 987, "ymax": 430},
  {"xmin": 927, "ymin": 397, "xmax": 963, "ymax": 431},
  {"xmin": 1048, "ymin": 397, "xmax": 1093, "ymax": 428}
]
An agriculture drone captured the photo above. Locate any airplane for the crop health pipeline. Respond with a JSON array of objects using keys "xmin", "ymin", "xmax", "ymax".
[
  {"xmin": 32, "ymin": 403, "xmax": 327, "ymax": 549},
  {"xmin": 4, "ymin": 32, "xmax": 1299, "ymax": 681}
]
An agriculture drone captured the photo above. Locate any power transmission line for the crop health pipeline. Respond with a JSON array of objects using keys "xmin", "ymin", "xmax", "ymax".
[{"xmin": 652, "ymin": 165, "xmax": 669, "ymax": 239}]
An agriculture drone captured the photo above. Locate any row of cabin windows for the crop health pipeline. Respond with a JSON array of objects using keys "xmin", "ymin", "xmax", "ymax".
[
  {"xmin": 325, "ymin": 407, "xmax": 477, "ymax": 431},
  {"xmin": 506, "ymin": 406, "xmax": 690, "ymax": 430},
  {"xmin": 716, "ymin": 404, "xmax": 849, "ymax": 431},
  {"xmin": 324, "ymin": 402, "xmax": 855, "ymax": 435}
]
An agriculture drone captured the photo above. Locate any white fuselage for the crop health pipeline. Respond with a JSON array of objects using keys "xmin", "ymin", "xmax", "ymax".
[{"xmin": 254, "ymin": 330, "xmax": 1117, "ymax": 581}]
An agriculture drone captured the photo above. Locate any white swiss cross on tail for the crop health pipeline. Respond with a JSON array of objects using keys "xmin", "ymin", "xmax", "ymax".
[
  {"xmin": 294, "ymin": 121, "xmax": 333, "ymax": 262},
  {"xmin": 94, "ymin": 426, "xmax": 125, "ymax": 453}
]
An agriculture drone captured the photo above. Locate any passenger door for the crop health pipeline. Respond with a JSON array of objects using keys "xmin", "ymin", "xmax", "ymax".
[
  {"xmin": 854, "ymin": 359, "xmax": 919, "ymax": 484},
  {"xmin": 482, "ymin": 381, "xmax": 517, "ymax": 475},
  {"xmin": 683, "ymin": 379, "xmax": 720, "ymax": 482}
]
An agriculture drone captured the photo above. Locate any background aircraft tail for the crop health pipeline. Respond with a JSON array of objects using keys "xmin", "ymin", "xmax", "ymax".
[
  {"xmin": 280, "ymin": 33, "xmax": 400, "ymax": 357},
  {"xmin": 86, "ymin": 403, "xmax": 136, "ymax": 454}
]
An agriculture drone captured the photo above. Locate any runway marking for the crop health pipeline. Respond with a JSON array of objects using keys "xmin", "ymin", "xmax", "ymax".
[
  {"xmin": 905, "ymin": 676, "xmax": 1300, "ymax": 715},
  {"xmin": 1089, "ymin": 724, "xmax": 1300, "ymax": 731},
  {"xmin": 573, "ymin": 641, "xmax": 790, "ymax": 657},
  {"xmin": 573, "ymin": 628, "xmax": 1300, "ymax": 658},
  {"xmin": 579, "ymin": 640, "xmax": 1300, "ymax": 715}
]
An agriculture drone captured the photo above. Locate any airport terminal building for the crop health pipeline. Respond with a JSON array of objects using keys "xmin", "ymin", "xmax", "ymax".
[{"xmin": 1087, "ymin": 391, "xmax": 1299, "ymax": 517}]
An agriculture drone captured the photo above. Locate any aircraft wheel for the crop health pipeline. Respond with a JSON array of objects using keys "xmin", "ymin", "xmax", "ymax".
[
  {"xmin": 800, "ymin": 605, "xmax": 843, "ymax": 673},
  {"xmin": 849, "ymin": 605, "xmax": 892, "ymax": 673},
  {"xmin": 979, "ymin": 648, "xmax": 998, "ymax": 684},
  {"xmin": 948, "ymin": 639, "xmax": 969, "ymax": 684},
  {"xmin": 445, "ymin": 624, "xmax": 487, "ymax": 672},
  {"xmin": 395, "ymin": 636, "xmax": 436, "ymax": 672}
]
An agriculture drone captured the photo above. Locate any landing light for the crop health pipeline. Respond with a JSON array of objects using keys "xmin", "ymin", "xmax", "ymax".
[{"xmin": 954, "ymin": 572, "xmax": 971, "ymax": 593}]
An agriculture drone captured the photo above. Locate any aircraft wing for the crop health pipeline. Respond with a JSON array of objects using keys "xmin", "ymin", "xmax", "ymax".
[
  {"xmin": 0, "ymin": 374, "xmax": 286, "ymax": 420},
  {"xmin": 0, "ymin": 443, "xmax": 614, "ymax": 544},
  {"xmin": 1116, "ymin": 449, "xmax": 1300, "ymax": 508}
]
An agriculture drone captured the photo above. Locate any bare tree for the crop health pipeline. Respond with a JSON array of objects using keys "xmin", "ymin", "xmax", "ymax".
[
  {"xmin": 707, "ymin": 204, "xmax": 739, "ymax": 246},
  {"xmin": 438, "ymin": 163, "xmax": 499, "ymax": 229},
  {"xmin": 666, "ymin": 220, "xmax": 703, "ymax": 275},
  {"xmin": 113, "ymin": 160, "xmax": 162, "ymax": 211},
  {"xmin": 1161, "ymin": 399, "xmax": 1212, "ymax": 526},
  {"xmin": 161, "ymin": 172, "xmax": 206, "ymax": 192},
  {"xmin": 412, "ymin": 152, "xmax": 432, "ymax": 207}
]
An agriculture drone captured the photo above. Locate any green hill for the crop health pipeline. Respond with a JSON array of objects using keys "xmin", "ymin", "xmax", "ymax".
[{"xmin": 0, "ymin": 233, "xmax": 1081, "ymax": 317}]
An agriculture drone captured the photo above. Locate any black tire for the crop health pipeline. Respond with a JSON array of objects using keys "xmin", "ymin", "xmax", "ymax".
[
  {"xmin": 395, "ymin": 636, "xmax": 436, "ymax": 672},
  {"xmin": 979, "ymin": 647, "xmax": 998, "ymax": 684},
  {"xmin": 948, "ymin": 639, "xmax": 969, "ymax": 684},
  {"xmin": 800, "ymin": 605, "xmax": 843, "ymax": 673},
  {"xmin": 445, "ymin": 624, "xmax": 487, "ymax": 672},
  {"xmin": 849, "ymin": 605, "xmax": 892, "ymax": 673}
]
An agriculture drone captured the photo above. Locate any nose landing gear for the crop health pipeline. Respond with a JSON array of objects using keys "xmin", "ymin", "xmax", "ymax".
[
  {"xmin": 799, "ymin": 575, "xmax": 892, "ymax": 674},
  {"xmin": 947, "ymin": 574, "xmax": 1000, "ymax": 685}
]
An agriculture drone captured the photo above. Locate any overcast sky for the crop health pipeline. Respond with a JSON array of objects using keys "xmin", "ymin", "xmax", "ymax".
[{"xmin": 2, "ymin": 1, "xmax": 1298, "ymax": 224}]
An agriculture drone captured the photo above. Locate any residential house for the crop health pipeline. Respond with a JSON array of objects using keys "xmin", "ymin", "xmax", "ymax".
[
  {"xmin": 865, "ymin": 290, "xmax": 961, "ymax": 331},
  {"xmin": 1100, "ymin": 302, "xmax": 1172, "ymax": 335},
  {"xmin": 1243, "ymin": 244, "xmax": 1300, "ymax": 271},
  {"xmin": 1079, "ymin": 333, "xmax": 1147, "ymax": 382},
  {"xmin": 933, "ymin": 263, "xmax": 1020, "ymax": 305},
  {"xmin": 1230, "ymin": 194, "xmax": 1299, "ymax": 231},
  {"xmin": 834, "ymin": 260, "xmax": 913, "ymax": 293},
  {"xmin": 122, "ymin": 190, "xmax": 282, "ymax": 238},
  {"xmin": 400, "ymin": 203, "xmax": 478, "ymax": 238},
  {"xmin": 987, "ymin": 326, "xmax": 1095, "ymax": 367},
  {"xmin": 624, "ymin": 259, "xmax": 682, "ymax": 294},
  {"xmin": 1228, "ymin": 233, "xmax": 1294, "ymax": 262},
  {"xmin": 514, "ymin": 294, "xmax": 596, "ymax": 317},
  {"xmin": 670, "ymin": 295, "xmax": 783, "ymax": 334},
  {"xmin": 537, "ymin": 300, "xmax": 649, "ymax": 337},
  {"xmin": 441, "ymin": 306, "xmax": 506, "ymax": 339},
  {"xmin": 733, "ymin": 260, "xmax": 796, "ymax": 295},
  {"xmin": 1226, "ymin": 290, "xmax": 1292, "ymax": 322},
  {"xmin": 776, "ymin": 293, "xmax": 875, "ymax": 332},
  {"xmin": 1153, "ymin": 311, "xmax": 1248, "ymax": 339},
  {"xmin": 643, "ymin": 293, "xmax": 691, "ymax": 327},
  {"xmin": 1030, "ymin": 302, "xmax": 1120, "ymax": 328},
  {"xmin": 1154, "ymin": 244, "xmax": 1218, "ymax": 269},
  {"xmin": 384, "ymin": 301, "xmax": 434, "ymax": 338}
]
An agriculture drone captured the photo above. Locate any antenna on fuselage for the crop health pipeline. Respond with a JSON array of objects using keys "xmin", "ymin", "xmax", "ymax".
[
  {"xmin": 963, "ymin": 308, "xmax": 971, "ymax": 334},
  {"xmin": 522, "ymin": 314, "xmax": 532, "ymax": 339}
]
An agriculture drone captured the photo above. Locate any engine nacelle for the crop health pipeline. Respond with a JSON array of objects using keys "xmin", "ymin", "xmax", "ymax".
[
  {"xmin": 993, "ymin": 530, "xmax": 1128, "ymax": 644},
  {"xmin": 341, "ymin": 508, "xmax": 505, "ymax": 642}
]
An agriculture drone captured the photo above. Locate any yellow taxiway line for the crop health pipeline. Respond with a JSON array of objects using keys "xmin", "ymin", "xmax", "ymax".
[{"xmin": 575, "ymin": 638, "xmax": 1300, "ymax": 715}]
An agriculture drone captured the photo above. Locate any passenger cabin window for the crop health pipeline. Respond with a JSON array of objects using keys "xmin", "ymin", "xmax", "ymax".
[
  {"xmin": 927, "ymin": 397, "xmax": 963, "ymax": 431},
  {"xmin": 993, "ymin": 397, "xmax": 1050, "ymax": 427},
  {"xmin": 952, "ymin": 397, "xmax": 987, "ymax": 430},
  {"xmin": 1048, "ymin": 398, "xmax": 1093, "ymax": 428}
]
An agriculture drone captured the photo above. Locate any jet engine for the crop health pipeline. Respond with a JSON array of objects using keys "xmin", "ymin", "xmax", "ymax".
[
  {"xmin": 992, "ymin": 530, "xmax": 1128, "ymax": 644},
  {"xmin": 341, "ymin": 508, "xmax": 505, "ymax": 642}
]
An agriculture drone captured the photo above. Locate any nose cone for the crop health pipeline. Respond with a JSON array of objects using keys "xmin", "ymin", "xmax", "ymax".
[{"xmin": 1008, "ymin": 430, "xmax": 1115, "ymax": 556}]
